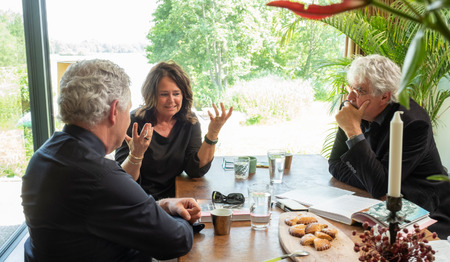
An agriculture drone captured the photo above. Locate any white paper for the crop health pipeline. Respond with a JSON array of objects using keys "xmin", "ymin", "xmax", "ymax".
[
  {"xmin": 276, "ymin": 184, "xmax": 354, "ymax": 206},
  {"xmin": 428, "ymin": 240, "xmax": 450, "ymax": 262}
]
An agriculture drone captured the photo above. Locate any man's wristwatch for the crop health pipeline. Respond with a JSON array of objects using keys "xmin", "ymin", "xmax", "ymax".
[{"xmin": 204, "ymin": 134, "xmax": 218, "ymax": 145}]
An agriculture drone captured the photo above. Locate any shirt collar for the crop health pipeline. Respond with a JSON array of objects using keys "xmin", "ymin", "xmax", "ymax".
[
  {"xmin": 373, "ymin": 103, "xmax": 394, "ymax": 126},
  {"xmin": 62, "ymin": 124, "xmax": 106, "ymax": 156},
  {"xmin": 361, "ymin": 103, "xmax": 394, "ymax": 131}
]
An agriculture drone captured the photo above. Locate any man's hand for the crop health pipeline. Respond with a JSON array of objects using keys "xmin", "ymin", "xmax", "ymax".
[
  {"xmin": 158, "ymin": 198, "xmax": 201, "ymax": 224},
  {"xmin": 335, "ymin": 100, "xmax": 370, "ymax": 138}
]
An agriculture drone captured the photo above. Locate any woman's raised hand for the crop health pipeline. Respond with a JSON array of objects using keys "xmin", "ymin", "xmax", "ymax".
[
  {"xmin": 124, "ymin": 122, "xmax": 153, "ymax": 158},
  {"xmin": 206, "ymin": 102, "xmax": 233, "ymax": 140}
]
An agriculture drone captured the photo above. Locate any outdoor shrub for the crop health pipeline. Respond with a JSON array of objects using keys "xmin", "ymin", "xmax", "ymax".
[
  {"xmin": 0, "ymin": 67, "xmax": 23, "ymax": 128},
  {"xmin": 0, "ymin": 66, "xmax": 30, "ymax": 178},
  {"xmin": 222, "ymin": 76, "xmax": 314, "ymax": 125}
]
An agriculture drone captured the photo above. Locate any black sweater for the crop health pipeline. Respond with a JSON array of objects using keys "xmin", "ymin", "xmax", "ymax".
[{"xmin": 115, "ymin": 110, "xmax": 211, "ymax": 200}]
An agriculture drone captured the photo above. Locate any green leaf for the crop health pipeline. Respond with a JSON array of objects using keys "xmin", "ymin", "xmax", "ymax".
[
  {"xmin": 398, "ymin": 88, "xmax": 411, "ymax": 109},
  {"xmin": 426, "ymin": 174, "xmax": 450, "ymax": 181},
  {"xmin": 398, "ymin": 28, "xmax": 426, "ymax": 109},
  {"xmin": 442, "ymin": 0, "xmax": 450, "ymax": 8}
]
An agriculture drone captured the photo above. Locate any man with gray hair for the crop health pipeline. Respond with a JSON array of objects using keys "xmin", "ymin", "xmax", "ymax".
[
  {"xmin": 21, "ymin": 59, "xmax": 201, "ymax": 261},
  {"xmin": 328, "ymin": 54, "xmax": 450, "ymax": 238}
]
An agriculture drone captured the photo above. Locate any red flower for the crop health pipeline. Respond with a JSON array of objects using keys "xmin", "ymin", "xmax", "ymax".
[{"xmin": 266, "ymin": 0, "xmax": 371, "ymax": 20}]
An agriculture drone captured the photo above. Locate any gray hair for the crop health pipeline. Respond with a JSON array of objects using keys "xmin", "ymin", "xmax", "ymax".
[
  {"xmin": 347, "ymin": 54, "xmax": 401, "ymax": 103},
  {"xmin": 58, "ymin": 59, "xmax": 131, "ymax": 127}
]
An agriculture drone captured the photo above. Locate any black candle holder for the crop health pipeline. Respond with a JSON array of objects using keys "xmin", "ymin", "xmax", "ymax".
[{"xmin": 386, "ymin": 194, "xmax": 404, "ymax": 244}]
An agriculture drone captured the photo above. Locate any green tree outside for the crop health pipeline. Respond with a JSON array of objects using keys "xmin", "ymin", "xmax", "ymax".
[
  {"xmin": 0, "ymin": 10, "xmax": 26, "ymax": 67},
  {"xmin": 0, "ymin": 10, "xmax": 30, "ymax": 178},
  {"xmin": 147, "ymin": 0, "xmax": 344, "ymax": 108}
]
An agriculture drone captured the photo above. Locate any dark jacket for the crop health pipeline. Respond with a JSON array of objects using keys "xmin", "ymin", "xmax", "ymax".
[
  {"xmin": 329, "ymin": 99, "xmax": 450, "ymax": 238},
  {"xmin": 22, "ymin": 125, "xmax": 194, "ymax": 261}
]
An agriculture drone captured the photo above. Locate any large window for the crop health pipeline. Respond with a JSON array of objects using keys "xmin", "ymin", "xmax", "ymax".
[
  {"xmin": 0, "ymin": 0, "xmax": 29, "ymax": 258},
  {"xmin": 46, "ymin": 0, "xmax": 158, "ymax": 124},
  {"xmin": 0, "ymin": 0, "xmax": 346, "ymax": 259},
  {"xmin": 47, "ymin": 0, "xmax": 344, "ymax": 157}
]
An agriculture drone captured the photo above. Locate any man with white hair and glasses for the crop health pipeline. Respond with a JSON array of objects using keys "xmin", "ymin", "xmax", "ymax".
[
  {"xmin": 21, "ymin": 59, "xmax": 201, "ymax": 261},
  {"xmin": 328, "ymin": 54, "xmax": 450, "ymax": 238}
]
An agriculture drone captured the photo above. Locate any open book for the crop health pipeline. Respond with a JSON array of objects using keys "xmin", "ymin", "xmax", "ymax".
[
  {"xmin": 308, "ymin": 194, "xmax": 436, "ymax": 230},
  {"xmin": 197, "ymin": 199, "xmax": 251, "ymax": 222},
  {"xmin": 308, "ymin": 194, "xmax": 381, "ymax": 225},
  {"xmin": 276, "ymin": 184, "xmax": 354, "ymax": 206}
]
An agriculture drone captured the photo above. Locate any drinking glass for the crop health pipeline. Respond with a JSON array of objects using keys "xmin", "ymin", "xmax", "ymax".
[
  {"xmin": 267, "ymin": 149, "xmax": 285, "ymax": 184},
  {"xmin": 234, "ymin": 156, "xmax": 250, "ymax": 180},
  {"xmin": 248, "ymin": 183, "xmax": 272, "ymax": 230}
]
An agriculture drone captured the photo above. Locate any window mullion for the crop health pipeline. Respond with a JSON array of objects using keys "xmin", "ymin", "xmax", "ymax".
[{"xmin": 22, "ymin": 0, "xmax": 54, "ymax": 151}]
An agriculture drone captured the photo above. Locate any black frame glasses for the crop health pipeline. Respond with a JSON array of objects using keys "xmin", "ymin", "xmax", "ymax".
[{"xmin": 212, "ymin": 191, "xmax": 245, "ymax": 205}]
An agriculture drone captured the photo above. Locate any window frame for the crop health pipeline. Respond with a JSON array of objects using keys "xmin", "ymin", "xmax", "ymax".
[
  {"xmin": 23, "ymin": 0, "xmax": 55, "ymax": 150},
  {"xmin": 0, "ymin": 0, "xmax": 53, "ymax": 259}
]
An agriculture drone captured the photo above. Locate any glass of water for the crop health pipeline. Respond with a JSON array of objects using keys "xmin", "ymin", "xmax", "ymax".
[
  {"xmin": 233, "ymin": 157, "xmax": 250, "ymax": 180},
  {"xmin": 267, "ymin": 149, "xmax": 286, "ymax": 184},
  {"xmin": 248, "ymin": 183, "xmax": 272, "ymax": 230}
]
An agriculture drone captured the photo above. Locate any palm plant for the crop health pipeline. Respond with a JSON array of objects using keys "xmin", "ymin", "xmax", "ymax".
[
  {"xmin": 269, "ymin": 0, "xmax": 450, "ymax": 160},
  {"xmin": 321, "ymin": 5, "xmax": 450, "ymax": 128},
  {"xmin": 279, "ymin": 8, "xmax": 450, "ymax": 124},
  {"xmin": 308, "ymin": 6, "xmax": 449, "ymax": 157}
]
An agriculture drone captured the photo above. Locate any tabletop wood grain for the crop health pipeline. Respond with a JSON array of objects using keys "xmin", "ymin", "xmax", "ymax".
[{"xmin": 174, "ymin": 154, "xmax": 399, "ymax": 261}]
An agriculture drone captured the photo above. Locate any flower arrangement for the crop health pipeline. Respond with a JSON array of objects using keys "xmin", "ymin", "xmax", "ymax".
[{"xmin": 352, "ymin": 222, "xmax": 438, "ymax": 262}]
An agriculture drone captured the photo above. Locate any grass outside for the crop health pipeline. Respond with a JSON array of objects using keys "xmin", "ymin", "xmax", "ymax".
[
  {"xmin": 198, "ymin": 101, "xmax": 335, "ymax": 157},
  {"xmin": 199, "ymin": 76, "xmax": 336, "ymax": 156}
]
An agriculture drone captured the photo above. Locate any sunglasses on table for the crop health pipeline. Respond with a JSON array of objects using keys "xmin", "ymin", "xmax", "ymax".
[{"xmin": 212, "ymin": 191, "xmax": 245, "ymax": 205}]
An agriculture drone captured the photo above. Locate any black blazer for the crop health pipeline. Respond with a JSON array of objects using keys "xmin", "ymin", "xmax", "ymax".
[{"xmin": 329, "ymin": 99, "xmax": 450, "ymax": 238}]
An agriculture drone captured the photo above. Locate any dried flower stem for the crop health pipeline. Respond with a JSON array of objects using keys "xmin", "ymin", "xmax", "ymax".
[{"xmin": 353, "ymin": 222, "xmax": 437, "ymax": 262}]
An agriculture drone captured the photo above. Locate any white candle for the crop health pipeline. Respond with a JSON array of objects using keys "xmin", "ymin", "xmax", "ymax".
[{"xmin": 388, "ymin": 111, "xmax": 403, "ymax": 197}]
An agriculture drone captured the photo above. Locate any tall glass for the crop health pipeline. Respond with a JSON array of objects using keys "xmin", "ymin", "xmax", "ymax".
[
  {"xmin": 267, "ymin": 149, "xmax": 285, "ymax": 184},
  {"xmin": 248, "ymin": 183, "xmax": 272, "ymax": 230}
]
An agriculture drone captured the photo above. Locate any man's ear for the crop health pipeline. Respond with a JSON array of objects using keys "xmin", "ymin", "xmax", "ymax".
[
  {"xmin": 108, "ymin": 100, "xmax": 120, "ymax": 125},
  {"xmin": 381, "ymin": 92, "xmax": 391, "ymax": 104}
]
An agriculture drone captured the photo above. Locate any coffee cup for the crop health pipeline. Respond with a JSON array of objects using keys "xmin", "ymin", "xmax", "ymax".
[{"xmin": 211, "ymin": 208, "xmax": 232, "ymax": 235}]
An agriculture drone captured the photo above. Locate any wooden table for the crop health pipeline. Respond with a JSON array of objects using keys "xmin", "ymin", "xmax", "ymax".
[{"xmin": 176, "ymin": 154, "xmax": 373, "ymax": 262}]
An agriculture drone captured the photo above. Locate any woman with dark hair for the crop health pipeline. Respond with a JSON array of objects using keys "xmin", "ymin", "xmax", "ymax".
[{"xmin": 116, "ymin": 61, "xmax": 232, "ymax": 200}]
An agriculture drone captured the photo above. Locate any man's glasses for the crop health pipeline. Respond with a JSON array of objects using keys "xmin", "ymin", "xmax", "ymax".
[
  {"xmin": 212, "ymin": 191, "xmax": 245, "ymax": 205},
  {"xmin": 346, "ymin": 85, "xmax": 369, "ymax": 98}
]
